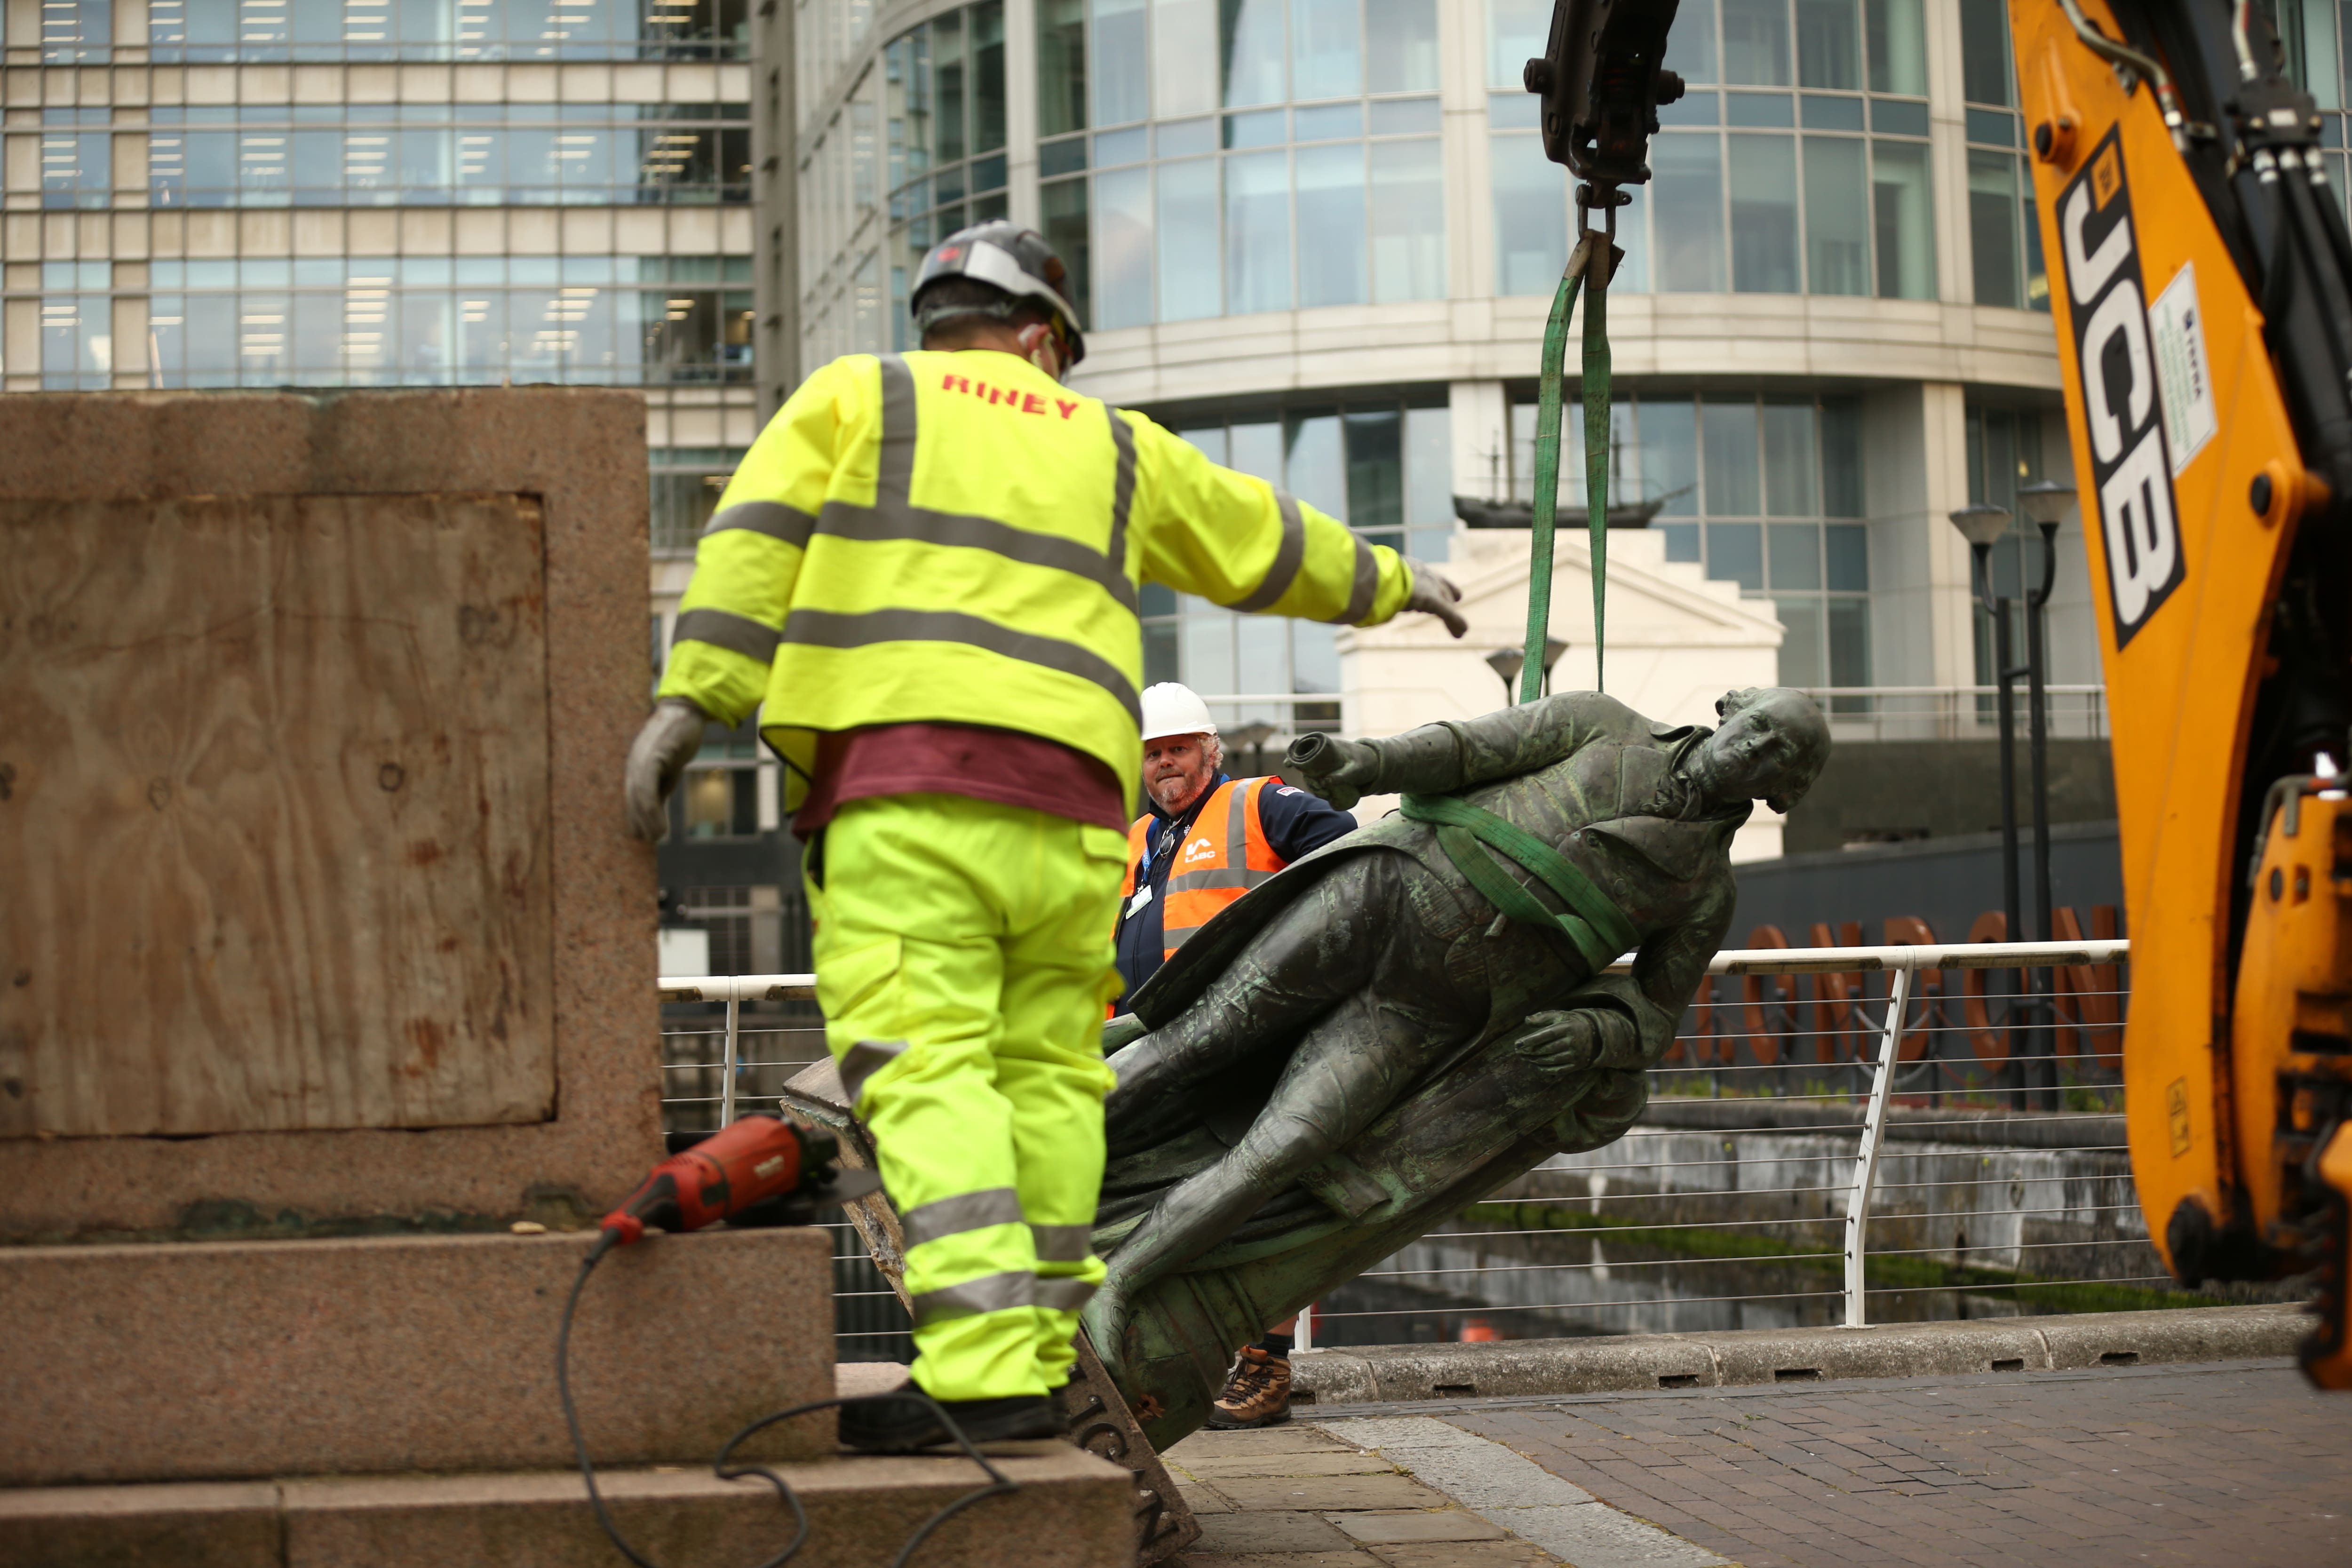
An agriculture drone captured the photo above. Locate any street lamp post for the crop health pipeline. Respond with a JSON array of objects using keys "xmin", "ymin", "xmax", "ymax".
[
  {"xmin": 1484, "ymin": 638, "xmax": 1568, "ymax": 706},
  {"xmin": 1951, "ymin": 501, "xmax": 2032, "ymax": 1107},
  {"xmin": 1951, "ymin": 487, "xmax": 2076, "ymax": 1110},
  {"xmin": 2014, "ymin": 480, "xmax": 2074, "ymax": 940},
  {"xmin": 1228, "ymin": 719, "xmax": 1279, "ymax": 778},
  {"xmin": 2013, "ymin": 482, "xmax": 2075, "ymax": 1110},
  {"xmin": 1485, "ymin": 648, "xmax": 1526, "ymax": 706}
]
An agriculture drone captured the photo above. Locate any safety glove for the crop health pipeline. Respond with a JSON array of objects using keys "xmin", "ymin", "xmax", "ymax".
[
  {"xmin": 1282, "ymin": 732, "xmax": 1381, "ymax": 812},
  {"xmin": 624, "ymin": 697, "xmax": 711, "ymax": 843},
  {"xmin": 1405, "ymin": 559, "xmax": 1469, "ymax": 638}
]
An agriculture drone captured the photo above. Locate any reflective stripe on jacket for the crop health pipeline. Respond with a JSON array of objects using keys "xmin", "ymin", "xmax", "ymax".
[
  {"xmin": 656, "ymin": 350, "xmax": 1413, "ymax": 811},
  {"xmin": 1122, "ymin": 777, "xmax": 1284, "ymax": 959}
]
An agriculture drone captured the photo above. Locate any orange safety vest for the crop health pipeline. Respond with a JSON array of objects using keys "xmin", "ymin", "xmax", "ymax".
[{"xmin": 1119, "ymin": 776, "xmax": 1287, "ymax": 960}]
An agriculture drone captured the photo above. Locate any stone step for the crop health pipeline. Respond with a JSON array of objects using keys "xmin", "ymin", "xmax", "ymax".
[
  {"xmin": 0, "ymin": 1228, "xmax": 835, "ymax": 1487},
  {"xmin": 0, "ymin": 1447, "xmax": 1136, "ymax": 1568}
]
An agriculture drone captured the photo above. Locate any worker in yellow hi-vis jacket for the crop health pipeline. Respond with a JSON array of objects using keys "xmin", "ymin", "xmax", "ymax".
[{"xmin": 624, "ymin": 221, "xmax": 1467, "ymax": 1453}]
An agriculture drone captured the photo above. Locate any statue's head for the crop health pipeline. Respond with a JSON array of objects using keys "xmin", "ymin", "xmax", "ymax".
[{"xmin": 1691, "ymin": 687, "xmax": 1832, "ymax": 814}]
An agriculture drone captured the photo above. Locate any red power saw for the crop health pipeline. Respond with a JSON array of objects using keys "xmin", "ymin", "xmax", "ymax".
[{"xmin": 596, "ymin": 1112, "xmax": 881, "ymax": 1254}]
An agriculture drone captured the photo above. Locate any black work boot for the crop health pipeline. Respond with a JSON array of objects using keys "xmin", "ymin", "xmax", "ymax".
[{"xmin": 838, "ymin": 1391, "xmax": 1068, "ymax": 1453}]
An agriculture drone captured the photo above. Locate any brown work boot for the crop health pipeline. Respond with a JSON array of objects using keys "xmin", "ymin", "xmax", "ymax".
[{"xmin": 1204, "ymin": 1345, "xmax": 1292, "ymax": 1429}]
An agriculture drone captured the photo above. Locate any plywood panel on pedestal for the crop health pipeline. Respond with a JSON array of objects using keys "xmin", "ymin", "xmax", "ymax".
[{"xmin": 0, "ymin": 492, "xmax": 555, "ymax": 1137}]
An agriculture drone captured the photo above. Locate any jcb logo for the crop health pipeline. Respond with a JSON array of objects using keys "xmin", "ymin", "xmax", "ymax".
[{"xmin": 2058, "ymin": 131, "xmax": 2186, "ymax": 646}]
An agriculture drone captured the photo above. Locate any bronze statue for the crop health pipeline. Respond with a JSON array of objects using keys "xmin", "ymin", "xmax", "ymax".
[{"xmin": 1079, "ymin": 687, "xmax": 1830, "ymax": 1445}]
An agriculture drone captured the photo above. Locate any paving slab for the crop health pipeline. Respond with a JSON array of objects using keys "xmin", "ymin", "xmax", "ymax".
[
  {"xmin": 1319, "ymin": 1416, "xmax": 1729, "ymax": 1568},
  {"xmin": 1214, "ymin": 1474, "xmax": 1454, "ymax": 1513},
  {"xmin": 1190, "ymin": 1510, "xmax": 1364, "ymax": 1553},
  {"xmin": 1164, "ymin": 1410, "xmax": 1746, "ymax": 1567},
  {"xmin": 1448, "ymin": 1358, "xmax": 2352, "ymax": 1568},
  {"xmin": 1175, "ymin": 1426, "xmax": 1357, "ymax": 1455},
  {"xmin": 1173, "ymin": 1553, "xmax": 1382, "ymax": 1567},
  {"xmin": 1328, "ymin": 1510, "xmax": 1508, "ymax": 1544},
  {"xmin": 1179, "ymin": 1452, "xmax": 1402, "ymax": 1479},
  {"xmin": 1362, "ymin": 1545, "xmax": 1561, "ymax": 1568}
]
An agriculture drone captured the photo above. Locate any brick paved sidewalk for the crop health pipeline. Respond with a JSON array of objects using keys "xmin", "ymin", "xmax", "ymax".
[
  {"xmin": 1442, "ymin": 1357, "xmax": 2351, "ymax": 1568},
  {"xmin": 1164, "ymin": 1423, "xmax": 1567, "ymax": 1568}
]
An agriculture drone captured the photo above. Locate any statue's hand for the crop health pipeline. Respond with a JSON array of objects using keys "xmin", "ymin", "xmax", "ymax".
[
  {"xmin": 1283, "ymin": 732, "xmax": 1379, "ymax": 812},
  {"xmin": 1513, "ymin": 1010, "xmax": 1600, "ymax": 1075}
]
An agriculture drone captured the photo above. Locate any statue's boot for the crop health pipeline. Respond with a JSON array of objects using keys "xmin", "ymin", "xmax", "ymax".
[{"xmin": 1078, "ymin": 1282, "xmax": 1133, "ymax": 1385}]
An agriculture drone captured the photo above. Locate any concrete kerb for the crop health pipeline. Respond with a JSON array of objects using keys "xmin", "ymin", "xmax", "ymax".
[{"xmin": 1288, "ymin": 1303, "xmax": 2306, "ymax": 1407}]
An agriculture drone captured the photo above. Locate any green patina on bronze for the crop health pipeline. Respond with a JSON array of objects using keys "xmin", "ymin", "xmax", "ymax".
[{"xmin": 1082, "ymin": 688, "xmax": 1832, "ymax": 1449}]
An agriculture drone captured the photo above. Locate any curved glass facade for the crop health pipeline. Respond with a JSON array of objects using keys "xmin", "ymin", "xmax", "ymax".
[
  {"xmin": 1491, "ymin": 0, "xmax": 1934, "ymax": 299},
  {"xmin": 884, "ymin": 1, "xmax": 1010, "ymax": 345},
  {"xmin": 1032, "ymin": 0, "xmax": 1445, "ymax": 325},
  {"xmin": 780, "ymin": 0, "xmax": 2150, "ymax": 715}
]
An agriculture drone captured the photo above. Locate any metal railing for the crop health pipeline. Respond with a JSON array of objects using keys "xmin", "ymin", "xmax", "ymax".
[
  {"xmin": 658, "ymin": 938, "xmax": 2188, "ymax": 1355},
  {"xmin": 1797, "ymin": 685, "xmax": 2108, "ymax": 741},
  {"xmin": 1324, "ymin": 938, "xmax": 2154, "ymax": 1344}
]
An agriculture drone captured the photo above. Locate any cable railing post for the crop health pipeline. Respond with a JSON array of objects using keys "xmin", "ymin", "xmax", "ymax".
[
  {"xmin": 1845, "ymin": 964, "xmax": 1913, "ymax": 1328},
  {"xmin": 720, "ymin": 994, "xmax": 740, "ymax": 1127}
]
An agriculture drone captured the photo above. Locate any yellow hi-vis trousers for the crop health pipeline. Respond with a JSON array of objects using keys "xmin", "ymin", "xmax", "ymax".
[{"xmin": 810, "ymin": 792, "xmax": 1125, "ymax": 1402}]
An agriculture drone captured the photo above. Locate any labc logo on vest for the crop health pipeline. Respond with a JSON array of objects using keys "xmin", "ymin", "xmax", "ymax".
[
  {"xmin": 1180, "ymin": 836, "xmax": 1216, "ymax": 868},
  {"xmin": 2057, "ymin": 129, "xmax": 2185, "ymax": 647}
]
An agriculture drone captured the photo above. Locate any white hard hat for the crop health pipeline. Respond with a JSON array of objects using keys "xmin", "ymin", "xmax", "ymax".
[{"xmin": 1140, "ymin": 683, "xmax": 1218, "ymax": 743}]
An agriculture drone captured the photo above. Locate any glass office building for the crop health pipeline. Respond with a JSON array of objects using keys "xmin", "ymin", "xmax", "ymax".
[
  {"xmin": 3, "ymin": 0, "xmax": 758, "ymax": 559},
  {"xmin": 781, "ymin": 0, "xmax": 2135, "ymax": 733}
]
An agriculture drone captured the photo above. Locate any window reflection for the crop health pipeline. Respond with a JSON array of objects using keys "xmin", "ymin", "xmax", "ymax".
[
  {"xmin": 41, "ymin": 111, "xmax": 112, "ymax": 211},
  {"xmin": 1957, "ymin": 0, "xmax": 2047, "ymax": 310},
  {"xmin": 142, "ymin": 0, "xmax": 748, "ymax": 60},
  {"xmin": 886, "ymin": 1, "xmax": 1012, "ymax": 348},
  {"xmin": 1148, "ymin": 398, "xmax": 1449, "ymax": 730},
  {"xmin": 652, "ymin": 446, "xmax": 749, "ymax": 553},
  {"xmin": 145, "ymin": 255, "xmax": 751, "ymax": 387},
  {"xmin": 1489, "ymin": 0, "xmax": 1932, "ymax": 300},
  {"xmin": 1022, "ymin": 0, "xmax": 1443, "ymax": 326},
  {"xmin": 146, "ymin": 104, "xmax": 752, "ymax": 208}
]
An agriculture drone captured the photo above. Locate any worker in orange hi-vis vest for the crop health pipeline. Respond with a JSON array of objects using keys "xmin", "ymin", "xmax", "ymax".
[{"xmin": 1110, "ymin": 680, "xmax": 1357, "ymax": 1430}]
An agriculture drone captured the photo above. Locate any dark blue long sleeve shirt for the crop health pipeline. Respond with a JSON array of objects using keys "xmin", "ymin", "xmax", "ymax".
[{"xmin": 1111, "ymin": 773, "xmax": 1359, "ymax": 1001}]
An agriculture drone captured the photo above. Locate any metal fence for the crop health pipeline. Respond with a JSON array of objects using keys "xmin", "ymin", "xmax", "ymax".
[
  {"xmin": 654, "ymin": 975, "xmax": 915, "ymax": 1361},
  {"xmin": 1796, "ymin": 685, "xmax": 2108, "ymax": 741},
  {"xmin": 658, "ymin": 938, "xmax": 2192, "ymax": 1359}
]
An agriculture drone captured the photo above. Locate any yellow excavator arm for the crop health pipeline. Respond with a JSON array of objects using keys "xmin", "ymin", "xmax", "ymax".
[{"xmin": 2007, "ymin": 0, "xmax": 2352, "ymax": 1383}]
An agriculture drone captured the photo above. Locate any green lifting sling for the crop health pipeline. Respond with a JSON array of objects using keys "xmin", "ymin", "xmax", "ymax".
[
  {"xmin": 1522, "ymin": 224, "xmax": 1615, "ymax": 703},
  {"xmin": 1398, "ymin": 792, "xmax": 1638, "ymax": 974}
]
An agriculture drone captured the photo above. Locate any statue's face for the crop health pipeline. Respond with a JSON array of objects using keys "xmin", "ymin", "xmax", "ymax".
[
  {"xmin": 1144, "ymin": 733, "xmax": 1218, "ymax": 813},
  {"xmin": 1689, "ymin": 692, "xmax": 1828, "ymax": 809}
]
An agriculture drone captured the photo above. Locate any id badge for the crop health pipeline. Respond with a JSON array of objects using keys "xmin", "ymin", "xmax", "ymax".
[{"xmin": 1127, "ymin": 884, "xmax": 1153, "ymax": 916}]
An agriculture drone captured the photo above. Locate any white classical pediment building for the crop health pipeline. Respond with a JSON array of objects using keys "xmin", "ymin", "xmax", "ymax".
[{"xmin": 1340, "ymin": 524, "xmax": 1791, "ymax": 861}]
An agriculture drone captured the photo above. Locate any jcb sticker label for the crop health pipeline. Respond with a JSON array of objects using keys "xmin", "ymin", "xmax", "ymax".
[
  {"xmin": 2058, "ymin": 131, "xmax": 2187, "ymax": 647},
  {"xmin": 2166, "ymin": 1076, "xmax": 2192, "ymax": 1157},
  {"xmin": 2147, "ymin": 263, "xmax": 2218, "ymax": 475}
]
